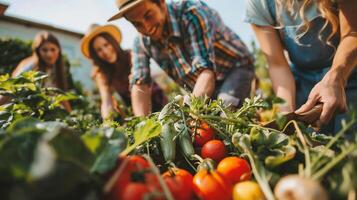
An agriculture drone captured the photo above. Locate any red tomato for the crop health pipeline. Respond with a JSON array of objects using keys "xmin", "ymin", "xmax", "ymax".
[
  {"xmin": 217, "ymin": 156, "xmax": 252, "ymax": 184},
  {"xmin": 201, "ymin": 140, "xmax": 227, "ymax": 163},
  {"xmin": 194, "ymin": 122, "xmax": 215, "ymax": 147},
  {"xmin": 110, "ymin": 155, "xmax": 150, "ymax": 199},
  {"xmin": 162, "ymin": 168, "xmax": 194, "ymax": 200},
  {"xmin": 121, "ymin": 182, "xmax": 150, "ymax": 200},
  {"xmin": 193, "ymin": 169, "xmax": 232, "ymax": 200}
]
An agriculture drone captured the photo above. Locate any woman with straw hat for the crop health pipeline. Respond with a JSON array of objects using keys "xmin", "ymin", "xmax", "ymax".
[{"xmin": 81, "ymin": 24, "xmax": 167, "ymax": 119}]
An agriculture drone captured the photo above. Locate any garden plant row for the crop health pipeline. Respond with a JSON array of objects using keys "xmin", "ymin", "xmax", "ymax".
[{"xmin": 0, "ymin": 71, "xmax": 356, "ymax": 200}]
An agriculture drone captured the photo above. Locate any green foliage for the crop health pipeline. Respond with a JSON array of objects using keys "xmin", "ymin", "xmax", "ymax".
[
  {"xmin": 0, "ymin": 116, "xmax": 127, "ymax": 199},
  {"xmin": 0, "ymin": 37, "xmax": 32, "ymax": 75},
  {"xmin": 122, "ymin": 118, "xmax": 162, "ymax": 155},
  {"xmin": 0, "ymin": 71, "xmax": 77, "ymax": 128},
  {"xmin": 83, "ymin": 127, "xmax": 127, "ymax": 174}
]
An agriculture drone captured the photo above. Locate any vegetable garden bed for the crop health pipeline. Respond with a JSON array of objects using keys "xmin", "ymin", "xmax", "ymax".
[{"xmin": 0, "ymin": 71, "xmax": 356, "ymax": 200}]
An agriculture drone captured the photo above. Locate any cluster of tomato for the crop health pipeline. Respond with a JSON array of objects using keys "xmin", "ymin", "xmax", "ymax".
[
  {"xmin": 191, "ymin": 122, "xmax": 264, "ymax": 200},
  {"xmin": 106, "ymin": 156, "xmax": 263, "ymax": 200},
  {"xmin": 191, "ymin": 121, "xmax": 226, "ymax": 162},
  {"xmin": 105, "ymin": 122, "xmax": 265, "ymax": 200},
  {"xmin": 105, "ymin": 155, "xmax": 194, "ymax": 200}
]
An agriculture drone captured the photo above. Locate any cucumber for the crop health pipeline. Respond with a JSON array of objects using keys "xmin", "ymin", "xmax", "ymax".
[
  {"xmin": 179, "ymin": 132, "xmax": 195, "ymax": 158},
  {"xmin": 175, "ymin": 122, "xmax": 195, "ymax": 158},
  {"xmin": 160, "ymin": 123, "xmax": 176, "ymax": 162}
]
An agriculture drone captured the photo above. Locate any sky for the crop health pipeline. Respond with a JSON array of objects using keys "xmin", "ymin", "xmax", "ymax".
[{"xmin": 2, "ymin": 0, "xmax": 257, "ymax": 49}]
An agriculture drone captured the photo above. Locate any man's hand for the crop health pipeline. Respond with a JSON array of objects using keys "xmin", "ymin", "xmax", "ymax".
[
  {"xmin": 192, "ymin": 69, "xmax": 216, "ymax": 97},
  {"xmin": 131, "ymin": 84, "xmax": 152, "ymax": 116},
  {"xmin": 296, "ymin": 70, "xmax": 347, "ymax": 124}
]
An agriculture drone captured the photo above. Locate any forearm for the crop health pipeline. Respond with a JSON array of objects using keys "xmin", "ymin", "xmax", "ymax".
[
  {"xmin": 327, "ymin": 35, "xmax": 357, "ymax": 85},
  {"xmin": 327, "ymin": 0, "xmax": 357, "ymax": 85},
  {"xmin": 269, "ymin": 66, "xmax": 296, "ymax": 111},
  {"xmin": 101, "ymin": 99, "xmax": 114, "ymax": 119},
  {"xmin": 131, "ymin": 84, "xmax": 152, "ymax": 117},
  {"xmin": 192, "ymin": 69, "xmax": 216, "ymax": 97}
]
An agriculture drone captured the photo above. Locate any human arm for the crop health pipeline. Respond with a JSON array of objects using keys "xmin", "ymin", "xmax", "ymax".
[
  {"xmin": 184, "ymin": 5, "xmax": 218, "ymax": 97},
  {"xmin": 251, "ymin": 24, "xmax": 296, "ymax": 112},
  {"xmin": 192, "ymin": 69, "xmax": 216, "ymax": 97},
  {"xmin": 130, "ymin": 37, "xmax": 153, "ymax": 116},
  {"xmin": 131, "ymin": 84, "xmax": 152, "ymax": 116},
  {"xmin": 296, "ymin": 0, "xmax": 357, "ymax": 123},
  {"xmin": 94, "ymin": 72, "xmax": 115, "ymax": 119}
]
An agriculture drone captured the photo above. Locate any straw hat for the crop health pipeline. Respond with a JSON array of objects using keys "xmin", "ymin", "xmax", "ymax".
[
  {"xmin": 108, "ymin": 0, "xmax": 145, "ymax": 22},
  {"xmin": 80, "ymin": 24, "xmax": 122, "ymax": 58}
]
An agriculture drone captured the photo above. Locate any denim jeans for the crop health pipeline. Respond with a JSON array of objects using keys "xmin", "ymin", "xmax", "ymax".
[{"xmin": 214, "ymin": 65, "xmax": 255, "ymax": 108}]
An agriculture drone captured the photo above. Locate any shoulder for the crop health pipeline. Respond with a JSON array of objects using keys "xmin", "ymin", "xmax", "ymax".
[
  {"xmin": 178, "ymin": 0, "xmax": 213, "ymax": 17},
  {"xmin": 243, "ymin": 0, "xmax": 275, "ymax": 26},
  {"xmin": 170, "ymin": 0, "xmax": 216, "ymax": 29}
]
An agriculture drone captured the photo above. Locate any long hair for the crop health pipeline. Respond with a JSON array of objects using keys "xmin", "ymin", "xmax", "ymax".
[
  {"xmin": 88, "ymin": 32, "xmax": 131, "ymax": 84},
  {"xmin": 275, "ymin": 0, "xmax": 339, "ymax": 44},
  {"xmin": 32, "ymin": 31, "xmax": 68, "ymax": 91}
]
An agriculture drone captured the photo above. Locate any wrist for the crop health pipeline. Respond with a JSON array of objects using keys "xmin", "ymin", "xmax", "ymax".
[
  {"xmin": 324, "ymin": 68, "xmax": 348, "ymax": 87},
  {"xmin": 193, "ymin": 69, "xmax": 216, "ymax": 97}
]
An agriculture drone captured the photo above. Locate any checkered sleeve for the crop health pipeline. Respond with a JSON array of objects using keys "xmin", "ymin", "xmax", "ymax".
[
  {"xmin": 184, "ymin": 6, "xmax": 216, "ymax": 74},
  {"xmin": 130, "ymin": 36, "xmax": 152, "ymax": 86}
]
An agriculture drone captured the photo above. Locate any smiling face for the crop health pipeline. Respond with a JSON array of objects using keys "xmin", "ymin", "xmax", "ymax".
[
  {"xmin": 92, "ymin": 36, "xmax": 118, "ymax": 64},
  {"xmin": 124, "ymin": 0, "xmax": 167, "ymax": 40},
  {"xmin": 38, "ymin": 42, "xmax": 60, "ymax": 66}
]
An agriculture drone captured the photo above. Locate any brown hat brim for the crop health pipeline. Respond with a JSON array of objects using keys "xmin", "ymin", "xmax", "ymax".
[
  {"xmin": 107, "ymin": 0, "xmax": 145, "ymax": 22},
  {"xmin": 80, "ymin": 24, "xmax": 122, "ymax": 58}
]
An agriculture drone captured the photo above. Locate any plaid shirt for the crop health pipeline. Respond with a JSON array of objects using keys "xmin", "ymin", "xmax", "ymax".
[{"xmin": 131, "ymin": 0, "xmax": 253, "ymax": 90}]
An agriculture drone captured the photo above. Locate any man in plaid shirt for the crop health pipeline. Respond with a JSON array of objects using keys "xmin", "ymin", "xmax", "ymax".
[{"xmin": 108, "ymin": 0, "xmax": 254, "ymax": 116}]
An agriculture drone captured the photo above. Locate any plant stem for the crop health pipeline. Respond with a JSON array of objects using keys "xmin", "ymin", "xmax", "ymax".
[
  {"xmin": 289, "ymin": 121, "xmax": 311, "ymax": 177},
  {"xmin": 312, "ymin": 144, "xmax": 357, "ymax": 181},
  {"xmin": 245, "ymin": 149, "xmax": 276, "ymax": 200},
  {"xmin": 103, "ymin": 156, "xmax": 129, "ymax": 193},
  {"xmin": 193, "ymin": 113, "xmax": 246, "ymax": 124},
  {"xmin": 183, "ymin": 153, "xmax": 197, "ymax": 172},
  {"xmin": 311, "ymin": 119, "xmax": 356, "ymax": 169},
  {"xmin": 144, "ymin": 155, "xmax": 174, "ymax": 200}
]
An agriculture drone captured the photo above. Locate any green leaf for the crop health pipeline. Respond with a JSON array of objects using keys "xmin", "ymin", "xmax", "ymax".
[
  {"xmin": 122, "ymin": 118, "xmax": 161, "ymax": 155},
  {"xmin": 6, "ymin": 117, "xmax": 41, "ymax": 133},
  {"xmin": 265, "ymin": 145, "xmax": 296, "ymax": 168},
  {"xmin": 48, "ymin": 127, "xmax": 94, "ymax": 170},
  {"xmin": 29, "ymin": 140, "xmax": 56, "ymax": 180},
  {"xmin": 50, "ymin": 92, "xmax": 78, "ymax": 108},
  {"xmin": 0, "ymin": 128, "xmax": 43, "ymax": 181},
  {"xmin": 88, "ymin": 128, "xmax": 127, "ymax": 174},
  {"xmin": 0, "ymin": 74, "xmax": 10, "ymax": 82},
  {"xmin": 266, "ymin": 131, "xmax": 289, "ymax": 149}
]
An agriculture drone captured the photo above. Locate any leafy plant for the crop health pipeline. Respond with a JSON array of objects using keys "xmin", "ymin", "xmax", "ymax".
[{"xmin": 0, "ymin": 71, "xmax": 77, "ymax": 128}]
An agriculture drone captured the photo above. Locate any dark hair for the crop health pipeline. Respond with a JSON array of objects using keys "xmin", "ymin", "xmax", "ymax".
[
  {"xmin": 88, "ymin": 32, "xmax": 131, "ymax": 84},
  {"xmin": 32, "ymin": 31, "xmax": 68, "ymax": 91}
]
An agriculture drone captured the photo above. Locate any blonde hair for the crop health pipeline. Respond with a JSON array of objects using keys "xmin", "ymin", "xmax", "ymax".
[{"xmin": 275, "ymin": 0, "xmax": 339, "ymax": 44}]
